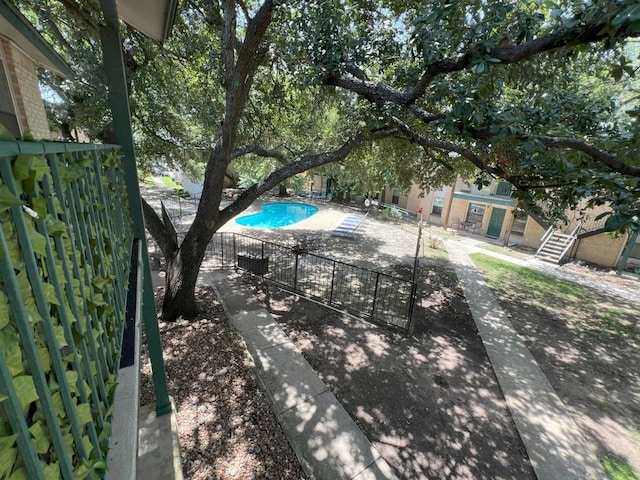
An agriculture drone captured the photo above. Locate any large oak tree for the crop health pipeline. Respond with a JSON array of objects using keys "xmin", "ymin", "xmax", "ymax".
[{"xmin": 23, "ymin": 0, "xmax": 640, "ymax": 319}]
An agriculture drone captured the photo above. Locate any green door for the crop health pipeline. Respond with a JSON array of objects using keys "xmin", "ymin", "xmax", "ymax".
[{"xmin": 487, "ymin": 208, "xmax": 506, "ymax": 237}]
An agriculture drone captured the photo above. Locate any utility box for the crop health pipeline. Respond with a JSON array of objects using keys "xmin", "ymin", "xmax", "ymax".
[{"xmin": 237, "ymin": 254, "xmax": 269, "ymax": 275}]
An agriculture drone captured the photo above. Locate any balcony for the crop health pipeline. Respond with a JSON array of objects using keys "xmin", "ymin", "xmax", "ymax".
[{"xmin": 0, "ymin": 140, "xmax": 176, "ymax": 479}]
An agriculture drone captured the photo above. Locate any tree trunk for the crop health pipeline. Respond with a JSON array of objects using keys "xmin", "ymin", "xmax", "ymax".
[
  {"xmin": 161, "ymin": 230, "xmax": 211, "ymax": 320},
  {"xmin": 277, "ymin": 183, "xmax": 288, "ymax": 196}
]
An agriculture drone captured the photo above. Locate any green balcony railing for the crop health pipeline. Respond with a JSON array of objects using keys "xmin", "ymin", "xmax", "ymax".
[{"xmin": 0, "ymin": 141, "xmax": 165, "ymax": 479}]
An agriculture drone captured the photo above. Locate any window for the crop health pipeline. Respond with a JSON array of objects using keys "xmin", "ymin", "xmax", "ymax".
[
  {"xmin": 466, "ymin": 203, "xmax": 485, "ymax": 224},
  {"xmin": 0, "ymin": 58, "xmax": 20, "ymax": 138},
  {"xmin": 432, "ymin": 197, "xmax": 444, "ymax": 215},
  {"xmin": 494, "ymin": 181, "xmax": 513, "ymax": 197},
  {"xmin": 391, "ymin": 188, "xmax": 399, "ymax": 205}
]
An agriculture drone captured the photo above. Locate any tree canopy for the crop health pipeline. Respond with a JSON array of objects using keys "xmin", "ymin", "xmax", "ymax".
[
  {"xmin": 19, "ymin": 0, "xmax": 640, "ymax": 318},
  {"xmin": 309, "ymin": 1, "xmax": 640, "ymax": 230}
]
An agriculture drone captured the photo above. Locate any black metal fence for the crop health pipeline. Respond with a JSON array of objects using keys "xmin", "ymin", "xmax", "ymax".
[{"xmin": 207, "ymin": 232, "xmax": 417, "ymax": 332}]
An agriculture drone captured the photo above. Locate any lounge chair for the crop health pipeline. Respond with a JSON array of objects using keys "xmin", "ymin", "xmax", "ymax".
[{"xmin": 331, "ymin": 212, "xmax": 368, "ymax": 238}]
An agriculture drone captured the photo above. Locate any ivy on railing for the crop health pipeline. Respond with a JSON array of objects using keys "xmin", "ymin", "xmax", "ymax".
[{"xmin": 0, "ymin": 143, "xmax": 131, "ymax": 480}]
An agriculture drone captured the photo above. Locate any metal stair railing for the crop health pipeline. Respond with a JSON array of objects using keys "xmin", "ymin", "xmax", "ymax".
[
  {"xmin": 535, "ymin": 225, "xmax": 556, "ymax": 257},
  {"xmin": 557, "ymin": 222, "xmax": 582, "ymax": 263}
]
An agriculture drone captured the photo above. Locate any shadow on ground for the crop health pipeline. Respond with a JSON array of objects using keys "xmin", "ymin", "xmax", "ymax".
[{"xmin": 246, "ymin": 263, "xmax": 535, "ymax": 480}]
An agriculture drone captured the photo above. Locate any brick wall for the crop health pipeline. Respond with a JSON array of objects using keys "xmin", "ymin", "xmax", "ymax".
[
  {"xmin": 573, "ymin": 234, "xmax": 626, "ymax": 268},
  {"xmin": 1, "ymin": 40, "xmax": 51, "ymax": 139},
  {"xmin": 521, "ymin": 218, "xmax": 546, "ymax": 249},
  {"xmin": 447, "ymin": 199, "xmax": 469, "ymax": 228}
]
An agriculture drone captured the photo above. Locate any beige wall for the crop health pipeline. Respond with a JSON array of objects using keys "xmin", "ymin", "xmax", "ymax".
[
  {"xmin": 521, "ymin": 216, "xmax": 628, "ymax": 267},
  {"xmin": 446, "ymin": 197, "xmax": 515, "ymax": 239},
  {"xmin": 404, "ymin": 183, "xmax": 433, "ymax": 213},
  {"xmin": 1, "ymin": 39, "xmax": 51, "ymax": 139},
  {"xmin": 521, "ymin": 218, "xmax": 546, "ymax": 249},
  {"xmin": 447, "ymin": 199, "xmax": 468, "ymax": 228},
  {"xmin": 573, "ymin": 235, "xmax": 627, "ymax": 268}
]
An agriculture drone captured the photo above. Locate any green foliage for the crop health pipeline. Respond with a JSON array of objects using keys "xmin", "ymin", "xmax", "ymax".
[
  {"xmin": 601, "ymin": 454, "xmax": 640, "ymax": 480},
  {"xmin": 293, "ymin": 0, "xmax": 640, "ymax": 231},
  {"xmin": 0, "ymin": 147, "xmax": 131, "ymax": 478},
  {"xmin": 381, "ymin": 207, "xmax": 403, "ymax": 223}
]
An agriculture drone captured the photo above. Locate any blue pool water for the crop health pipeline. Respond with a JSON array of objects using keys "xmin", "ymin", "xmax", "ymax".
[{"xmin": 235, "ymin": 202, "xmax": 319, "ymax": 228}]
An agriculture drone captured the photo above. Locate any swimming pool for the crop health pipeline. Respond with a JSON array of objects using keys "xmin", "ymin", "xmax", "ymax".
[{"xmin": 235, "ymin": 202, "xmax": 319, "ymax": 228}]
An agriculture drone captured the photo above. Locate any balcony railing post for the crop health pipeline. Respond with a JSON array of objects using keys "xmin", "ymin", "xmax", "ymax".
[{"xmin": 99, "ymin": 0, "xmax": 170, "ymax": 416}]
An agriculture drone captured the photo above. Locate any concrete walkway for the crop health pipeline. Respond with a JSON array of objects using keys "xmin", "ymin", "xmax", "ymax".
[
  {"xmin": 199, "ymin": 270, "xmax": 397, "ymax": 480},
  {"xmin": 446, "ymin": 240, "xmax": 607, "ymax": 480}
]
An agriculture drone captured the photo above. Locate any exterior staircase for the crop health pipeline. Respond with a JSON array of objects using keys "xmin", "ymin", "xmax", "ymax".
[{"xmin": 535, "ymin": 223, "xmax": 581, "ymax": 264}]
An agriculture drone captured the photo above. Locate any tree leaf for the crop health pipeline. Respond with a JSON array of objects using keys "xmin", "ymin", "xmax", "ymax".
[
  {"xmin": 37, "ymin": 346, "xmax": 52, "ymax": 374},
  {"xmin": 44, "ymin": 216, "xmax": 67, "ymax": 237},
  {"xmin": 30, "ymin": 156, "xmax": 50, "ymax": 182},
  {"xmin": 0, "ymin": 123, "xmax": 16, "ymax": 141},
  {"xmin": 0, "ymin": 433, "xmax": 17, "ymax": 449},
  {"xmin": 28, "ymin": 421, "xmax": 51, "ymax": 454},
  {"xmin": 604, "ymin": 214, "xmax": 626, "ymax": 232},
  {"xmin": 51, "ymin": 392, "xmax": 66, "ymax": 418},
  {"xmin": 30, "ymin": 197, "xmax": 48, "ymax": 219},
  {"xmin": 12, "ymin": 375, "xmax": 38, "ymax": 413},
  {"xmin": 76, "ymin": 403, "xmax": 92, "ymax": 426},
  {"xmin": 7, "ymin": 466, "xmax": 28, "ymax": 480},
  {"xmin": 53, "ymin": 324, "xmax": 68, "ymax": 348},
  {"xmin": 12, "ymin": 154, "xmax": 33, "ymax": 182},
  {"xmin": 43, "ymin": 463, "xmax": 60, "ymax": 480},
  {"xmin": 0, "ymin": 290, "xmax": 8, "ymax": 329},
  {"xmin": 42, "ymin": 282, "xmax": 60, "ymax": 306},
  {"xmin": 1, "ymin": 332, "xmax": 23, "ymax": 377},
  {"xmin": 65, "ymin": 371, "xmax": 78, "ymax": 394},
  {"xmin": 24, "ymin": 219, "xmax": 47, "ymax": 257},
  {"xmin": 0, "ymin": 185, "xmax": 23, "ymax": 212},
  {"xmin": 0, "ymin": 446, "xmax": 17, "ymax": 478}
]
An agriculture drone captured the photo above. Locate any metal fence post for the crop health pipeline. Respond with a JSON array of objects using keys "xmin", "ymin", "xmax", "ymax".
[
  {"xmin": 329, "ymin": 260, "xmax": 337, "ymax": 304},
  {"xmin": 371, "ymin": 272, "xmax": 380, "ymax": 318},
  {"xmin": 233, "ymin": 233, "xmax": 237, "ymax": 268},
  {"xmin": 407, "ymin": 282, "xmax": 418, "ymax": 330},
  {"xmin": 294, "ymin": 253, "xmax": 299, "ymax": 290}
]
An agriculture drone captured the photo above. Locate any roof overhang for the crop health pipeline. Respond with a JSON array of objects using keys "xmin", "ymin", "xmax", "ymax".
[
  {"xmin": 117, "ymin": 0, "xmax": 178, "ymax": 43},
  {"xmin": 0, "ymin": 0, "xmax": 178, "ymax": 80},
  {"xmin": 453, "ymin": 191, "xmax": 517, "ymax": 207},
  {"xmin": 0, "ymin": 0, "xmax": 74, "ymax": 78}
]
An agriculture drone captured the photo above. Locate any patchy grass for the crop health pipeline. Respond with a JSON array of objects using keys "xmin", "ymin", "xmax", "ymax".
[
  {"xmin": 424, "ymin": 225, "xmax": 463, "ymax": 240},
  {"xmin": 159, "ymin": 175, "xmax": 182, "ymax": 189},
  {"xmin": 420, "ymin": 235, "xmax": 448, "ymax": 262},
  {"xmin": 469, "ymin": 253, "xmax": 640, "ymax": 343},
  {"xmin": 601, "ymin": 455, "xmax": 640, "ymax": 480},
  {"xmin": 479, "ymin": 243, "xmax": 530, "ymax": 259},
  {"xmin": 139, "ymin": 173, "xmax": 156, "ymax": 186}
]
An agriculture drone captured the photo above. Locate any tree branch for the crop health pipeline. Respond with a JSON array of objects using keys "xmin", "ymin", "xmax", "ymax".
[
  {"xmin": 142, "ymin": 197, "xmax": 179, "ymax": 256},
  {"xmin": 324, "ymin": 74, "xmax": 445, "ymax": 123},
  {"xmin": 534, "ymin": 136, "xmax": 640, "ymax": 177},
  {"xmin": 331, "ymin": 12, "xmax": 640, "ymax": 105},
  {"xmin": 40, "ymin": 6, "xmax": 76, "ymax": 56},
  {"xmin": 231, "ymin": 144, "xmax": 287, "ymax": 162},
  {"xmin": 57, "ymin": 0, "xmax": 99, "ymax": 33},
  {"xmin": 217, "ymin": 129, "xmax": 397, "ymax": 225},
  {"xmin": 222, "ymin": 0, "xmax": 237, "ymax": 84}
]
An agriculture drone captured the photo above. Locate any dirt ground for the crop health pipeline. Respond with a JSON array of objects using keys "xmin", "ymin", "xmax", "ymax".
[
  {"xmin": 483, "ymin": 270, "xmax": 640, "ymax": 474},
  {"xmin": 145, "ymin": 192, "xmax": 639, "ymax": 478},
  {"xmin": 245, "ymin": 265, "xmax": 536, "ymax": 480},
  {"xmin": 229, "ymin": 204, "xmax": 639, "ymax": 479},
  {"xmin": 140, "ymin": 287, "xmax": 306, "ymax": 480}
]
